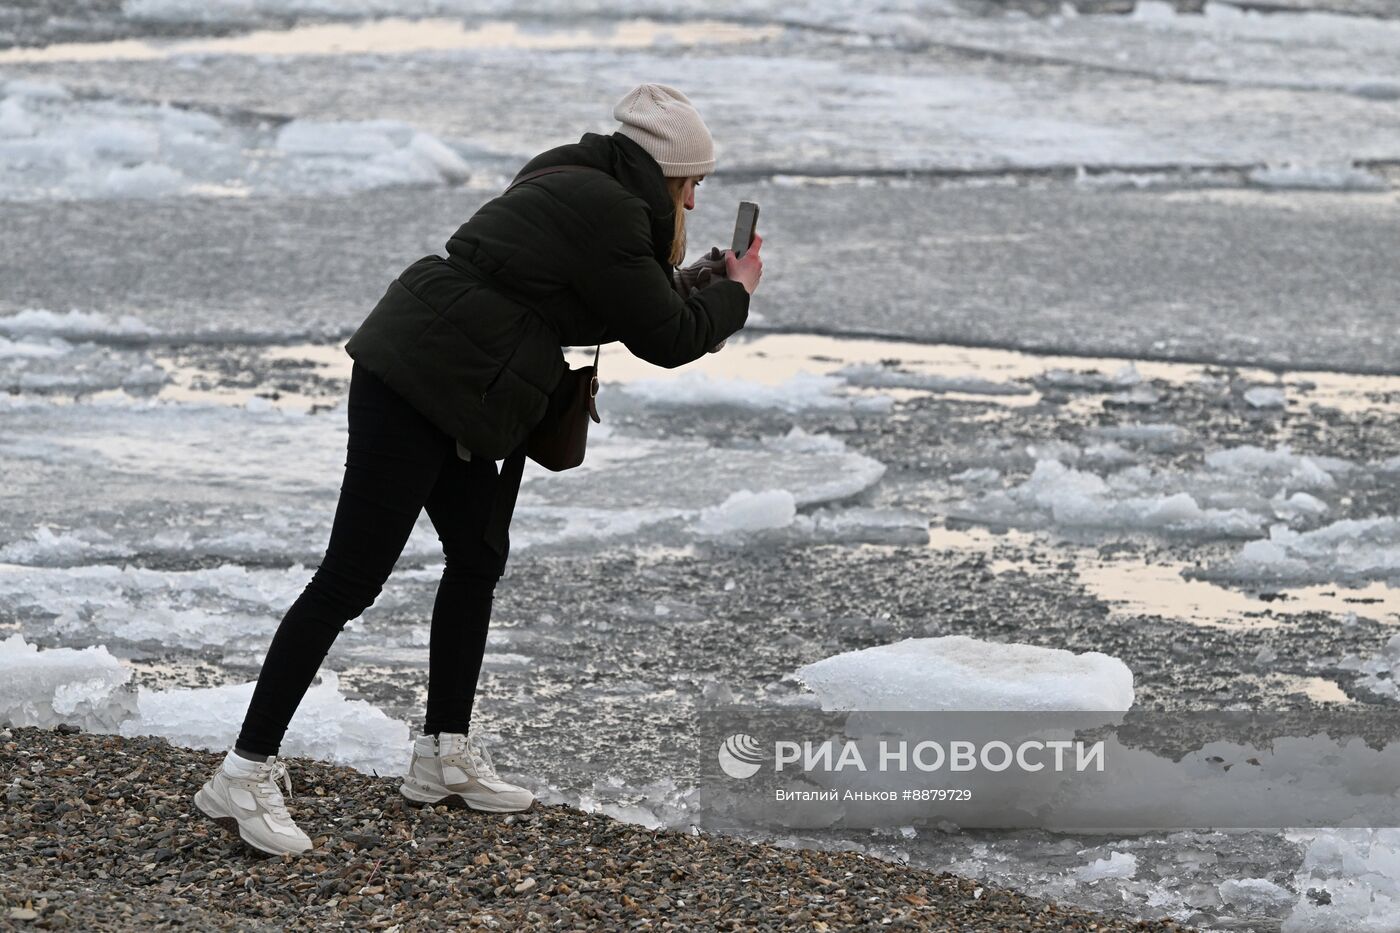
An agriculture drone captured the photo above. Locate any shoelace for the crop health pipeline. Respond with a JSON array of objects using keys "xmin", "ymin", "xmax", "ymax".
[
  {"xmin": 466, "ymin": 738, "xmax": 500, "ymax": 781},
  {"xmin": 248, "ymin": 759, "xmax": 295, "ymax": 821}
]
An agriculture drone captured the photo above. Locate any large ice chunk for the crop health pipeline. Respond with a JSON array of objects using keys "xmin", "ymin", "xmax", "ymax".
[
  {"xmin": 120, "ymin": 669, "xmax": 410, "ymax": 776},
  {"xmin": 0, "ymin": 634, "xmax": 139, "ymax": 732},
  {"xmin": 796, "ymin": 636, "xmax": 1134, "ymax": 712}
]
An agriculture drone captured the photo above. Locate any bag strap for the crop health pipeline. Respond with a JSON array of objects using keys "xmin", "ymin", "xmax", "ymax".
[{"xmin": 501, "ymin": 164, "xmax": 608, "ymax": 375}]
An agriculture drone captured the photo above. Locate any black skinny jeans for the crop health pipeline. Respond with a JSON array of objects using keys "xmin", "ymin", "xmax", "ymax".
[{"xmin": 236, "ymin": 360, "xmax": 517, "ymax": 756}]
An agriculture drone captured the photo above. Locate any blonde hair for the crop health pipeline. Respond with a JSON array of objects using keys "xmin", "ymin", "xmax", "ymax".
[{"xmin": 664, "ymin": 176, "xmax": 694, "ymax": 266}]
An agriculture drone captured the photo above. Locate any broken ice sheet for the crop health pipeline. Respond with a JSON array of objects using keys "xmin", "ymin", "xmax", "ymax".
[
  {"xmin": 950, "ymin": 443, "xmax": 1351, "ymax": 542},
  {"xmin": 1, "ymin": 392, "xmax": 890, "ymax": 563},
  {"xmin": 1210, "ymin": 517, "xmax": 1400, "ymax": 588},
  {"xmin": 0, "ymin": 562, "xmax": 309, "ymax": 653},
  {"xmin": 1283, "ymin": 829, "xmax": 1400, "ymax": 933}
]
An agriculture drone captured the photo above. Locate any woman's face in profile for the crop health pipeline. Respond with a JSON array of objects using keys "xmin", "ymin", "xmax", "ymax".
[{"xmin": 682, "ymin": 175, "xmax": 704, "ymax": 211}]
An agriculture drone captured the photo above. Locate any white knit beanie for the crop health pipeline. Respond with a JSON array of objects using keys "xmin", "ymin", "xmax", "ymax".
[{"xmin": 612, "ymin": 83, "xmax": 716, "ymax": 177}]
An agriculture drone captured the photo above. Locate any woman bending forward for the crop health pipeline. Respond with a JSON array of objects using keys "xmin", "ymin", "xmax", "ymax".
[{"xmin": 192, "ymin": 83, "xmax": 763, "ymax": 856}]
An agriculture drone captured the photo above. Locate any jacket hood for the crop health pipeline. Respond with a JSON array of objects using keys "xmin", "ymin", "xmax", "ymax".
[{"xmin": 511, "ymin": 131, "xmax": 676, "ymax": 269}]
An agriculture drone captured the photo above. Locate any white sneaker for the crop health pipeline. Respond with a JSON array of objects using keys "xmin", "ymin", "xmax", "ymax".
[
  {"xmin": 194, "ymin": 750, "xmax": 314, "ymax": 857},
  {"xmin": 400, "ymin": 726, "xmax": 535, "ymax": 813}
]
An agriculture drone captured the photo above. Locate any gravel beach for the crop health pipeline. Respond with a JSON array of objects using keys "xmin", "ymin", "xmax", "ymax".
[{"xmin": 0, "ymin": 726, "xmax": 1194, "ymax": 931}]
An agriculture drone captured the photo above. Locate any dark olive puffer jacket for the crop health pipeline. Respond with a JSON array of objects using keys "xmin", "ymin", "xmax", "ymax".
[{"xmin": 343, "ymin": 131, "xmax": 751, "ymax": 460}]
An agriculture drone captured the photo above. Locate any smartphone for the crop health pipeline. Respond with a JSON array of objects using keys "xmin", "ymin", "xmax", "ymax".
[{"xmin": 732, "ymin": 201, "xmax": 760, "ymax": 258}]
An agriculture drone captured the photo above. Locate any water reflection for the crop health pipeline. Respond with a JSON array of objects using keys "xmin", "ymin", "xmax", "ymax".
[{"xmin": 930, "ymin": 522, "xmax": 1400, "ymax": 634}]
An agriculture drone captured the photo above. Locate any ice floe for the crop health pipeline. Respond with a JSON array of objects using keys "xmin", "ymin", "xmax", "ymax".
[
  {"xmin": 0, "ymin": 527, "xmax": 137, "ymax": 565},
  {"xmin": 1035, "ymin": 364, "xmax": 1143, "ymax": 391},
  {"xmin": 1242, "ymin": 385, "xmax": 1288, "ymax": 408},
  {"xmin": 795, "ymin": 636, "xmax": 1135, "ymax": 712},
  {"xmin": 0, "ymin": 336, "xmax": 168, "ymax": 395}
]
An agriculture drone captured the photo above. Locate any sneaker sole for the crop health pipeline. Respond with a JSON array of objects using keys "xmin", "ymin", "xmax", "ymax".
[
  {"xmin": 193, "ymin": 784, "xmax": 308, "ymax": 858},
  {"xmin": 398, "ymin": 781, "xmax": 534, "ymax": 813}
]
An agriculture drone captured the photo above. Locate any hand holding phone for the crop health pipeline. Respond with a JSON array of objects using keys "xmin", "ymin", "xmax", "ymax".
[
  {"xmin": 724, "ymin": 231, "xmax": 763, "ymax": 295},
  {"xmin": 732, "ymin": 200, "xmax": 760, "ymax": 258}
]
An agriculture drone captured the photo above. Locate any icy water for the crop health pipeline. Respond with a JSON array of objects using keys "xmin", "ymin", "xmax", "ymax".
[{"xmin": 2, "ymin": 1, "xmax": 1399, "ymax": 930}]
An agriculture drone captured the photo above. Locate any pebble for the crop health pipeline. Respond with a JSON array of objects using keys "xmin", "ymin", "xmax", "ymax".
[{"xmin": 0, "ymin": 726, "xmax": 1194, "ymax": 931}]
